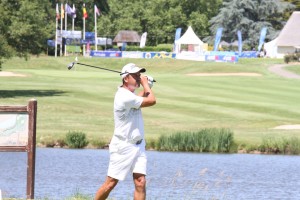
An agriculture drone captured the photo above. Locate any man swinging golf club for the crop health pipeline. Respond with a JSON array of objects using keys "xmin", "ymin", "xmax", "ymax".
[{"xmin": 95, "ymin": 63, "xmax": 156, "ymax": 200}]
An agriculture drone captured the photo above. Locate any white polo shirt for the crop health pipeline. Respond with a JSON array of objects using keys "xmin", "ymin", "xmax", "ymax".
[{"xmin": 113, "ymin": 87, "xmax": 144, "ymax": 142}]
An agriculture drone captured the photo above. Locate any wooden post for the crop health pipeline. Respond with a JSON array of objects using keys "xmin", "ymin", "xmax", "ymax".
[{"xmin": 26, "ymin": 100, "xmax": 37, "ymax": 199}]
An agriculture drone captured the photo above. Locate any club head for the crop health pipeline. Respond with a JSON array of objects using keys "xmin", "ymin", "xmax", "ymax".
[{"xmin": 67, "ymin": 62, "xmax": 75, "ymax": 70}]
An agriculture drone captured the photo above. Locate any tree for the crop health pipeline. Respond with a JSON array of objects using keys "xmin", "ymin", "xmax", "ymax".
[
  {"xmin": 284, "ymin": 0, "xmax": 300, "ymax": 10},
  {"xmin": 0, "ymin": 0, "xmax": 53, "ymax": 68},
  {"xmin": 208, "ymin": 0, "xmax": 295, "ymax": 48},
  {"xmin": 96, "ymin": 0, "xmax": 222, "ymax": 45}
]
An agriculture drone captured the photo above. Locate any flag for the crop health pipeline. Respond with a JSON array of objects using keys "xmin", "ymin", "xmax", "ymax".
[
  {"xmin": 95, "ymin": 5, "xmax": 101, "ymax": 16},
  {"xmin": 72, "ymin": 4, "xmax": 76, "ymax": 18},
  {"xmin": 140, "ymin": 32, "xmax": 147, "ymax": 48},
  {"xmin": 56, "ymin": 4, "xmax": 60, "ymax": 20},
  {"xmin": 66, "ymin": 4, "xmax": 73, "ymax": 15},
  {"xmin": 173, "ymin": 28, "xmax": 182, "ymax": 53},
  {"xmin": 257, "ymin": 27, "xmax": 267, "ymax": 52},
  {"xmin": 237, "ymin": 30, "xmax": 243, "ymax": 56},
  {"xmin": 83, "ymin": 4, "xmax": 88, "ymax": 19},
  {"xmin": 213, "ymin": 27, "xmax": 223, "ymax": 51},
  {"xmin": 61, "ymin": 4, "xmax": 64, "ymax": 19}
]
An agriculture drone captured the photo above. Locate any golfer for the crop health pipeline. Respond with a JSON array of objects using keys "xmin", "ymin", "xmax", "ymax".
[{"xmin": 95, "ymin": 63, "xmax": 156, "ymax": 200}]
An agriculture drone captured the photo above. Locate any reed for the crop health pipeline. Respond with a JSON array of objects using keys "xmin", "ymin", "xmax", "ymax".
[
  {"xmin": 157, "ymin": 128, "xmax": 234, "ymax": 153},
  {"xmin": 259, "ymin": 135, "xmax": 300, "ymax": 154}
]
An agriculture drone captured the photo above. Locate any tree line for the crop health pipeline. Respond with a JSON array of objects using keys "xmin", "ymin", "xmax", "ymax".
[{"xmin": 0, "ymin": 0, "xmax": 298, "ymax": 66}]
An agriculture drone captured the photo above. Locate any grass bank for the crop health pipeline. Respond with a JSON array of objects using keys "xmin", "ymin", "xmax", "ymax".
[{"xmin": 1, "ymin": 56, "xmax": 300, "ymax": 153}]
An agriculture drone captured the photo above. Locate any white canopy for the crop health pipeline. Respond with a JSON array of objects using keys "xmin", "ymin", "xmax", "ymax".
[
  {"xmin": 264, "ymin": 38, "xmax": 278, "ymax": 58},
  {"xmin": 175, "ymin": 26, "xmax": 204, "ymax": 53}
]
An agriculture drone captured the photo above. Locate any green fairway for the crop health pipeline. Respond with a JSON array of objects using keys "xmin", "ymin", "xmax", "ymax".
[{"xmin": 1, "ymin": 56, "xmax": 300, "ymax": 147}]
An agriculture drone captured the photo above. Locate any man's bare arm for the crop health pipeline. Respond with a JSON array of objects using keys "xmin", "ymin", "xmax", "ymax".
[{"xmin": 139, "ymin": 75, "xmax": 156, "ymax": 107}]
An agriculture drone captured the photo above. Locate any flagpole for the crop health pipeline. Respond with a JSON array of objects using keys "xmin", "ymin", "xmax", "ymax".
[
  {"xmin": 72, "ymin": 4, "xmax": 75, "ymax": 32},
  {"xmin": 64, "ymin": 3, "xmax": 67, "ymax": 56},
  {"xmin": 94, "ymin": 5, "xmax": 97, "ymax": 51},
  {"xmin": 83, "ymin": 15, "xmax": 86, "ymax": 56},
  {"xmin": 60, "ymin": 4, "xmax": 63, "ymax": 57},
  {"xmin": 55, "ymin": 4, "xmax": 58, "ymax": 57}
]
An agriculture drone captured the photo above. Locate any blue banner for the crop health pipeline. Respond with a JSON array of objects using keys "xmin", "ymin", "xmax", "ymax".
[
  {"xmin": 235, "ymin": 51, "xmax": 257, "ymax": 58},
  {"xmin": 237, "ymin": 30, "xmax": 242, "ymax": 56},
  {"xmin": 213, "ymin": 28, "xmax": 223, "ymax": 51},
  {"xmin": 257, "ymin": 27, "xmax": 267, "ymax": 52},
  {"xmin": 85, "ymin": 32, "xmax": 95, "ymax": 39},
  {"xmin": 174, "ymin": 28, "xmax": 182, "ymax": 52},
  {"xmin": 90, "ymin": 51, "xmax": 122, "ymax": 58},
  {"xmin": 47, "ymin": 40, "xmax": 55, "ymax": 47}
]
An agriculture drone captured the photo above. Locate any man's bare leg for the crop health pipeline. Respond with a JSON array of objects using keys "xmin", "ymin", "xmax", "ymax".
[
  {"xmin": 133, "ymin": 173, "xmax": 146, "ymax": 200},
  {"xmin": 95, "ymin": 176, "xmax": 118, "ymax": 200}
]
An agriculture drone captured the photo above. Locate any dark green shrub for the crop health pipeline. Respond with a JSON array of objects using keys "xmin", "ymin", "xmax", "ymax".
[
  {"xmin": 65, "ymin": 131, "xmax": 89, "ymax": 149},
  {"xmin": 284, "ymin": 53, "xmax": 300, "ymax": 63},
  {"xmin": 284, "ymin": 55, "xmax": 291, "ymax": 63}
]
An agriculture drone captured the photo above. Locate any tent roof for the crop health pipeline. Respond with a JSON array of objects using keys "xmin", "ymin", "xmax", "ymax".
[
  {"xmin": 113, "ymin": 30, "xmax": 141, "ymax": 43},
  {"xmin": 175, "ymin": 26, "xmax": 203, "ymax": 45},
  {"xmin": 277, "ymin": 11, "xmax": 300, "ymax": 46}
]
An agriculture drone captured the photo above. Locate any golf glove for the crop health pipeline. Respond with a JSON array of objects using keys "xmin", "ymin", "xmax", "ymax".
[{"xmin": 145, "ymin": 75, "xmax": 156, "ymax": 88}]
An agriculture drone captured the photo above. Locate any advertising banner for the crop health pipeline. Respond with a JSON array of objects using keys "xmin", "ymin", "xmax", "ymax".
[
  {"xmin": 258, "ymin": 27, "xmax": 267, "ymax": 52},
  {"xmin": 90, "ymin": 51, "xmax": 122, "ymax": 58},
  {"xmin": 173, "ymin": 28, "xmax": 182, "ymax": 52},
  {"xmin": 122, "ymin": 51, "xmax": 144, "ymax": 58},
  {"xmin": 205, "ymin": 55, "xmax": 238, "ymax": 62},
  {"xmin": 237, "ymin": 30, "xmax": 243, "ymax": 56},
  {"xmin": 140, "ymin": 32, "xmax": 147, "ymax": 48},
  {"xmin": 57, "ymin": 30, "xmax": 82, "ymax": 39},
  {"xmin": 143, "ymin": 52, "xmax": 176, "ymax": 59},
  {"xmin": 213, "ymin": 28, "xmax": 223, "ymax": 51}
]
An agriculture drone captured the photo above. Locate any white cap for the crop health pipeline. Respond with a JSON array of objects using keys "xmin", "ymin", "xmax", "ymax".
[{"xmin": 120, "ymin": 63, "xmax": 146, "ymax": 78}]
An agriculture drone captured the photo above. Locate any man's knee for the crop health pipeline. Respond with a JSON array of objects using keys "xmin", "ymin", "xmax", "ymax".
[
  {"xmin": 134, "ymin": 174, "xmax": 146, "ymax": 191},
  {"xmin": 104, "ymin": 177, "xmax": 118, "ymax": 192}
]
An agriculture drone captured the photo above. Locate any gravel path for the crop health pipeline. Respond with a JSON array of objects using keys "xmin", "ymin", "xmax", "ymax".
[{"xmin": 268, "ymin": 64, "xmax": 300, "ymax": 79}]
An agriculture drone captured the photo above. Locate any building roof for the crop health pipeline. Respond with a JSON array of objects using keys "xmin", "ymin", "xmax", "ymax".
[
  {"xmin": 113, "ymin": 30, "xmax": 141, "ymax": 43},
  {"xmin": 277, "ymin": 11, "xmax": 300, "ymax": 47}
]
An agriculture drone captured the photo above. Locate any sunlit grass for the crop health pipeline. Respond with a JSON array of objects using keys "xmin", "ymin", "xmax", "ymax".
[{"xmin": 1, "ymin": 56, "xmax": 300, "ymax": 148}]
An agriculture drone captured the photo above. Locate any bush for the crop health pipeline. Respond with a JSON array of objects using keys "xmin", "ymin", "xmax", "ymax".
[
  {"xmin": 65, "ymin": 131, "xmax": 89, "ymax": 149},
  {"xmin": 284, "ymin": 53, "xmax": 300, "ymax": 63}
]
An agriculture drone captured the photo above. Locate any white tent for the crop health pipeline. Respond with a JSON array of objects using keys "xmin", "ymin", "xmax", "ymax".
[
  {"xmin": 276, "ymin": 11, "xmax": 300, "ymax": 58},
  {"xmin": 264, "ymin": 38, "xmax": 278, "ymax": 58},
  {"xmin": 175, "ymin": 26, "xmax": 204, "ymax": 53}
]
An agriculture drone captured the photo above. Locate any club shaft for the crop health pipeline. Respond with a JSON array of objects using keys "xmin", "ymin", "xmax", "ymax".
[{"xmin": 76, "ymin": 62, "xmax": 121, "ymax": 73}]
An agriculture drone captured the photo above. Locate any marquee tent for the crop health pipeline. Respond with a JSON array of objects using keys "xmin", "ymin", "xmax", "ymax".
[
  {"xmin": 174, "ymin": 26, "xmax": 204, "ymax": 53},
  {"xmin": 276, "ymin": 11, "xmax": 300, "ymax": 58},
  {"xmin": 264, "ymin": 38, "xmax": 278, "ymax": 58}
]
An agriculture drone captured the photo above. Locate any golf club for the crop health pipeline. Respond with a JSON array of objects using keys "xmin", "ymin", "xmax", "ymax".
[
  {"xmin": 67, "ymin": 60, "xmax": 156, "ymax": 84},
  {"xmin": 68, "ymin": 62, "xmax": 122, "ymax": 73}
]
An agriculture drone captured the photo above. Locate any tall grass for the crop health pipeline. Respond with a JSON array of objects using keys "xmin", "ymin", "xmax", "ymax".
[
  {"xmin": 157, "ymin": 128, "xmax": 234, "ymax": 153},
  {"xmin": 259, "ymin": 135, "xmax": 300, "ymax": 154}
]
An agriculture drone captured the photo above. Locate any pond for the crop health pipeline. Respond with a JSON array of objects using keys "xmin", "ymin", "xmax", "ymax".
[{"xmin": 0, "ymin": 148, "xmax": 300, "ymax": 199}]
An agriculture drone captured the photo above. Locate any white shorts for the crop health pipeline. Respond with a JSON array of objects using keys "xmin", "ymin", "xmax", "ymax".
[{"xmin": 107, "ymin": 137, "xmax": 147, "ymax": 181}]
